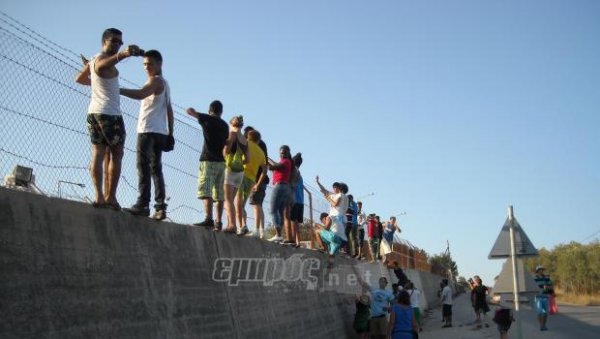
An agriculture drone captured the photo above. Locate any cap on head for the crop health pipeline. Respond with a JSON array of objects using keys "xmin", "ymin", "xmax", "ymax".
[{"xmin": 535, "ymin": 265, "xmax": 545, "ymax": 273}]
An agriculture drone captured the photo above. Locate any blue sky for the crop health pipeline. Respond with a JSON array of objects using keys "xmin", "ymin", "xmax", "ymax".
[{"xmin": 3, "ymin": 0, "xmax": 599, "ymax": 285}]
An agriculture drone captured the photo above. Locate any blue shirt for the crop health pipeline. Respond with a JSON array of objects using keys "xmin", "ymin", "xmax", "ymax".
[
  {"xmin": 350, "ymin": 201, "xmax": 358, "ymax": 224},
  {"xmin": 370, "ymin": 287, "xmax": 395, "ymax": 317},
  {"xmin": 383, "ymin": 222, "xmax": 396, "ymax": 243},
  {"xmin": 294, "ymin": 174, "xmax": 304, "ymax": 204}
]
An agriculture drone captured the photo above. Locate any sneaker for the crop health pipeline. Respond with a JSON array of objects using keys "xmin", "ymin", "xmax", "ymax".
[
  {"xmin": 237, "ymin": 226, "xmax": 249, "ymax": 236},
  {"xmin": 246, "ymin": 230, "xmax": 259, "ymax": 237},
  {"xmin": 541, "ymin": 326, "xmax": 548, "ymax": 331},
  {"xmin": 213, "ymin": 221, "xmax": 223, "ymax": 232},
  {"xmin": 193, "ymin": 217, "xmax": 214, "ymax": 227},
  {"xmin": 152, "ymin": 210, "xmax": 166, "ymax": 221},
  {"xmin": 268, "ymin": 235, "xmax": 283, "ymax": 242},
  {"xmin": 259, "ymin": 229, "xmax": 264, "ymax": 239},
  {"xmin": 123, "ymin": 205, "xmax": 150, "ymax": 217}
]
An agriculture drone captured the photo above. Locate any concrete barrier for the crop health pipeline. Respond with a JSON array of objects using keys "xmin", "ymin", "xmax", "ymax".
[{"xmin": 0, "ymin": 188, "xmax": 446, "ymax": 338}]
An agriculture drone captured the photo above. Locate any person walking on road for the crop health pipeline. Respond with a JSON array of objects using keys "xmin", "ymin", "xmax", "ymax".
[
  {"xmin": 534, "ymin": 265, "xmax": 555, "ymax": 331},
  {"xmin": 440, "ymin": 278, "xmax": 453, "ymax": 328},
  {"xmin": 471, "ymin": 276, "xmax": 490, "ymax": 328}
]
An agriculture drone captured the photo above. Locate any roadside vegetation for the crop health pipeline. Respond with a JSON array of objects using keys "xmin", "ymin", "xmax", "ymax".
[{"xmin": 524, "ymin": 241, "xmax": 600, "ymax": 306}]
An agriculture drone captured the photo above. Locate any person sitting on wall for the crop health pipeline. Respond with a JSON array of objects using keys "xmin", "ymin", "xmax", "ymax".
[{"xmin": 314, "ymin": 212, "xmax": 344, "ymax": 268}]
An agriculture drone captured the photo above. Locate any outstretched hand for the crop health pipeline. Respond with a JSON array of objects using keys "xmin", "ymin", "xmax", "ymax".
[{"xmin": 186, "ymin": 108, "xmax": 197, "ymax": 116}]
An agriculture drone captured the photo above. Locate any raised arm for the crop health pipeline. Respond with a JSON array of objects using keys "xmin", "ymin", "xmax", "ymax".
[
  {"xmin": 315, "ymin": 176, "xmax": 331, "ymax": 196},
  {"xmin": 120, "ymin": 76, "xmax": 164, "ymax": 100},
  {"xmin": 186, "ymin": 108, "xmax": 201, "ymax": 119},
  {"xmin": 95, "ymin": 45, "xmax": 139, "ymax": 71},
  {"xmin": 75, "ymin": 63, "xmax": 91, "ymax": 86}
]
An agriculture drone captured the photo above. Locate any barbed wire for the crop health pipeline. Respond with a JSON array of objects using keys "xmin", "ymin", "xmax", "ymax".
[{"xmin": 0, "ymin": 148, "xmax": 87, "ymax": 171}]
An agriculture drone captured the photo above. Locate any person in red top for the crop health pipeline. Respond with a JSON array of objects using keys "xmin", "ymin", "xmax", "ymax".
[
  {"xmin": 267, "ymin": 145, "xmax": 293, "ymax": 242},
  {"xmin": 367, "ymin": 214, "xmax": 379, "ymax": 262}
]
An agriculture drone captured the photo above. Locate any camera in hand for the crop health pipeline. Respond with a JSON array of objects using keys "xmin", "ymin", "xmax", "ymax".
[{"xmin": 132, "ymin": 48, "xmax": 145, "ymax": 57}]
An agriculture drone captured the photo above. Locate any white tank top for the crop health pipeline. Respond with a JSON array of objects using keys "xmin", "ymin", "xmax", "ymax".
[
  {"xmin": 87, "ymin": 54, "xmax": 121, "ymax": 115},
  {"xmin": 137, "ymin": 76, "xmax": 169, "ymax": 135}
]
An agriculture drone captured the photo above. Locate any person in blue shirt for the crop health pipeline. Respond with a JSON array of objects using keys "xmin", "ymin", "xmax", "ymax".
[
  {"xmin": 361, "ymin": 276, "xmax": 395, "ymax": 339},
  {"xmin": 345, "ymin": 194, "xmax": 359, "ymax": 257},
  {"xmin": 534, "ymin": 265, "xmax": 555, "ymax": 331},
  {"xmin": 381, "ymin": 216, "xmax": 401, "ymax": 264},
  {"xmin": 388, "ymin": 290, "xmax": 418, "ymax": 339}
]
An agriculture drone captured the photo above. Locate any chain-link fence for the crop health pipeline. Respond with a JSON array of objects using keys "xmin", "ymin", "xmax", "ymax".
[
  {"xmin": 0, "ymin": 12, "xmax": 330, "ymax": 227},
  {"xmin": 0, "ymin": 13, "xmax": 444, "ymax": 274}
]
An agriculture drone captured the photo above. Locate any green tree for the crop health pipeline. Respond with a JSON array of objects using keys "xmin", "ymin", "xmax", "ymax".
[{"xmin": 429, "ymin": 252, "xmax": 458, "ymax": 279}]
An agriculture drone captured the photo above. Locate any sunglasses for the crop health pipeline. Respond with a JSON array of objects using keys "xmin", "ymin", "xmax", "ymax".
[{"xmin": 107, "ymin": 38, "xmax": 123, "ymax": 45}]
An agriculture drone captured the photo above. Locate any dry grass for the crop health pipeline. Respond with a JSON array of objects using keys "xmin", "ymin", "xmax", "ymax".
[{"xmin": 556, "ymin": 289, "xmax": 600, "ymax": 306}]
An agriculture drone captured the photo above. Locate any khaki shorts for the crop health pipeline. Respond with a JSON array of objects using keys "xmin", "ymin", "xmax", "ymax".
[
  {"xmin": 369, "ymin": 316, "xmax": 387, "ymax": 336},
  {"xmin": 197, "ymin": 161, "xmax": 225, "ymax": 201}
]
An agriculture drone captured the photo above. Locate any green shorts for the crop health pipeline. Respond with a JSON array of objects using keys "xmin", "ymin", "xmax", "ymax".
[
  {"xmin": 238, "ymin": 176, "xmax": 255, "ymax": 203},
  {"xmin": 197, "ymin": 161, "xmax": 225, "ymax": 201}
]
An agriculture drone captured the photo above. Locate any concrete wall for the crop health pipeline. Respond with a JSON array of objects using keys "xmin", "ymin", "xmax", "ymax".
[{"xmin": 0, "ymin": 188, "xmax": 445, "ymax": 339}]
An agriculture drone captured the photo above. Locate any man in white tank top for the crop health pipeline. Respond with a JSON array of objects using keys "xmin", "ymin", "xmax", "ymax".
[
  {"xmin": 75, "ymin": 28, "xmax": 142, "ymax": 210},
  {"xmin": 120, "ymin": 50, "xmax": 174, "ymax": 221}
]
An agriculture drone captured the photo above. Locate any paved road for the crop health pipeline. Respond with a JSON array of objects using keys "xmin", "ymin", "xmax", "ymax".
[{"xmin": 421, "ymin": 293, "xmax": 600, "ymax": 338}]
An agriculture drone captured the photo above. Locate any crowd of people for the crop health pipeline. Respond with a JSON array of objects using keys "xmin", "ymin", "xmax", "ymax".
[
  {"xmin": 74, "ymin": 26, "xmax": 566, "ymax": 339},
  {"xmin": 353, "ymin": 276, "xmax": 423, "ymax": 339},
  {"xmin": 76, "ymin": 28, "xmax": 406, "ymax": 254}
]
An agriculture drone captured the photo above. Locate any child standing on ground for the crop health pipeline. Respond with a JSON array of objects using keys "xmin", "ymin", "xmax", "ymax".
[{"xmin": 493, "ymin": 301, "xmax": 514, "ymax": 339}]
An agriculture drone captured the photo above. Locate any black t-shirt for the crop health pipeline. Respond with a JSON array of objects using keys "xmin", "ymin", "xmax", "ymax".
[
  {"xmin": 255, "ymin": 139, "xmax": 269, "ymax": 183},
  {"xmin": 197, "ymin": 113, "xmax": 229, "ymax": 162}
]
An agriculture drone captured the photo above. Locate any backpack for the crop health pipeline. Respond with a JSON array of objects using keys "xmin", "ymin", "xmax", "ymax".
[{"xmin": 225, "ymin": 142, "xmax": 244, "ymax": 172}]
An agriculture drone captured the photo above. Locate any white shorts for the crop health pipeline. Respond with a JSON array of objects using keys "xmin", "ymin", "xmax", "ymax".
[{"xmin": 224, "ymin": 168, "xmax": 244, "ymax": 188}]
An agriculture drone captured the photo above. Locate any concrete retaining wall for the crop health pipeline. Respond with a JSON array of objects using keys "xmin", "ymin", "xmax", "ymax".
[{"xmin": 0, "ymin": 188, "xmax": 445, "ymax": 338}]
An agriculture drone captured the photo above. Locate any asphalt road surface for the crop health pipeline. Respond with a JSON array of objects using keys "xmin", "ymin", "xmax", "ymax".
[{"xmin": 421, "ymin": 293, "xmax": 600, "ymax": 338}]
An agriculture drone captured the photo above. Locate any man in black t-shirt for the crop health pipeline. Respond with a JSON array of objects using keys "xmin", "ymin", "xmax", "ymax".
[{"xmin": 186, "ymin": 100, "xmax": 229, "ymax": 230}]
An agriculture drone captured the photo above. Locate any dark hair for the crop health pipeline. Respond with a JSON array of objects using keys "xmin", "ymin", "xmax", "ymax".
[
  {"xmin": 209, "ymin": 100, "xmax": 223, "ymax": 115},
  {"xmin": 442, "ymin": 279, "xmax": 449, "ymax": 286},
  {"xmin": 339, "ymin": 182, "xmax": 349, "ymax": 194},
  {"xmin": 248, "ymin": 130, "xmax": 260, "ymax": 143},
  {"xmin": 320, "ymin": 212, "xmax": 329, "ymax": 221},
  {"xmin": 397, "ymin": 290, "xmax": 411, "ymax": 305},
  {"xmin": 332, "ymin": 182, "xmax": 342, "ymax": 190},
  {"xmin": 102, "ymin": 28, "xmax": 122, "ymax": 41},
  {"xmin": 280, "ymin": 145, "xmax": 292, "ymax": 160},
  {"xmin": 348, "ymin": 194, "xmax": 354, "ymax": 201},
  {"xmin": 292, "ymin": 152, "xmax": 303, "ymax": 167},
  {"xmin": 144, "ymin": 49, "xmax": 162, "ymax": 63},
  {"xmin": 243, "ymin": 126, "xmax": 255, "ymax": 137},
  {"xmin": 357, "ymin": 201, "xmax": 362, "ymax": 205}
]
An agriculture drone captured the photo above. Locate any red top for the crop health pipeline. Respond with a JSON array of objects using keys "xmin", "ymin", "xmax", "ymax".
[
  {"xmin": 367, "ymin": 217, "xmax": 377, "ymax": 238},
  {"xmin": 272, "ymin": 158, "xmax": 292, "ymax": 184}
]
